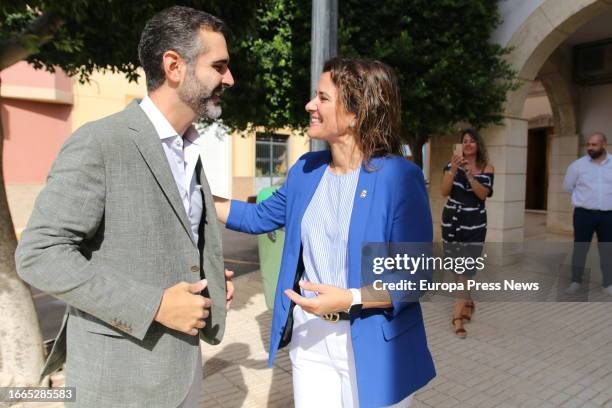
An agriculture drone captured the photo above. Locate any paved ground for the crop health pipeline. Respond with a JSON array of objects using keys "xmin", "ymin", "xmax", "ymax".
[
  {"xmin": 195, "ymin": 272, "xmax": 612, "ymax": 408},
  {"xmin": 18, "ymin": 214, "xmax": 612, "ymax": 407}
]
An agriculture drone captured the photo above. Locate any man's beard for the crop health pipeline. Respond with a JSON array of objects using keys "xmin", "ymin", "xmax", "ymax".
[
  {"xmin": 178, "ymin": 67, "xmax": 223, "ymax": 120},
  {"xmin": 587, "ymin": 148, "xmax": 604, "ymax": 159}
]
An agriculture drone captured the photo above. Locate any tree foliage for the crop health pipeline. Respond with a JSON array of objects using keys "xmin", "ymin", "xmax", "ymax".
[
  {"xmin": 224, "ymin": 0, "xmax": 517, "ymax": 165},
  {"xmin": 0, "ymin": 1, "xmax": 261, "ymax": 80},
  {"xmin": 218, "ymin": 0, "xmax": 310, "ymax": 131},
  {"xmin": 0, "ymin": 0, "xmax": 307, "ymax": 128},
  {"xmin": 338, "ymin": 0, "xmax": 517, "ymax": 164}
]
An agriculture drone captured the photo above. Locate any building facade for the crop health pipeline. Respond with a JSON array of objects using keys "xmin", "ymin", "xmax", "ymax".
[{"xmin": 429, "ymin": 0, "xmax": 612, "ymax": 241}]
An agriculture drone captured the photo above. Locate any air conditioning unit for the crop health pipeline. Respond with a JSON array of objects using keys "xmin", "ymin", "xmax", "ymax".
[{"xmin": 573, "ymin": 38, "xmax": 612, "ymax": 85}]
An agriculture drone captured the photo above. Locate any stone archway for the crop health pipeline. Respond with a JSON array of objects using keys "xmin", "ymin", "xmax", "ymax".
[
  {"xmin": 481, "ymin": 0, "xmax": 612, "ymax": 241},
  {"xmin": 538, "ymin": 49, "xmax": 578, "ymax": 234}
]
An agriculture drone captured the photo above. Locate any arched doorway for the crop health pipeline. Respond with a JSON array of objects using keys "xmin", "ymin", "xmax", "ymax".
[
  {"xmin": 538, "ymin": 49, "xmax": 579, "ymax": 235},
  {"xmin": 482, "ymin": 0, "xmax": 612, "ymax": 241}
]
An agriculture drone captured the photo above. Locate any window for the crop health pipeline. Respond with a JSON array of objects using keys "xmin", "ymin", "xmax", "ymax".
[{"xmin": 255, "ymin": 132, "xmax": 288, "ymax": 191}]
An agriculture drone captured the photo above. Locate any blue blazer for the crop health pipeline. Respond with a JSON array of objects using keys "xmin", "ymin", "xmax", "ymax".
[{"xmin": 227, "ymin": 151, "xmax": 436, "ymax": 407}]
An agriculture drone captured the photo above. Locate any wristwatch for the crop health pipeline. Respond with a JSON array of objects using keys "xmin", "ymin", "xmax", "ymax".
[{"xmin": 347, "ymin": 288, "xmax": 363, "ymax": 315}]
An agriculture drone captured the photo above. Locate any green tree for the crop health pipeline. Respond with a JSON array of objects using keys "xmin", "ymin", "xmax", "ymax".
[
  {"xmin": 338, "ymin": 0, "xmax": 517, "ymax": 166},
  {"xmin": 218, "ymin": 0, "xmax": 309, "ymax": 131},
  {"xmin": 221, "ymin": 0, "xmax": 517, "ymax": 167}
]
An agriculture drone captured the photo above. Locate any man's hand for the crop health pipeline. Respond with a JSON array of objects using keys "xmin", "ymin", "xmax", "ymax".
[
  {"xmin": 154, "ymin": 279, "xmax": 211, "ymax": 336},
  {"xmin": 284, "ymin": 281, "xmax": 352, "ymax": 315},
  {"xmin": 225, "ymin": 268, "xmax": 235, "ymax": 310}
]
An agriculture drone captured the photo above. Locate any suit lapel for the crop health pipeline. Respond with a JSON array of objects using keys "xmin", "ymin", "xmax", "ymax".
[
  {"xmin": 197, "ymin": 157, "xmax": 227, "ymax": 341},
  {"xmin": 124, "ymin": 101, "xmax": 196, "ymax": 247},
  {"xmin": 198, "ymin": 157, "xmax": 221, "ymax": 254},
  {"xmin": 294, "ymin": 152, "xmax": 331, "ymax": 229},
  {"xmin": 347, "ymin": 160, "xmax": 380, "ymax": 288}
]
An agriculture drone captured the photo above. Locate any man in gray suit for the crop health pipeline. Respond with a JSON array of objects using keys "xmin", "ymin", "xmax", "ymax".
[{"xmin": 16, "ymin": 6, "xmax": 235, "ymax": 407}]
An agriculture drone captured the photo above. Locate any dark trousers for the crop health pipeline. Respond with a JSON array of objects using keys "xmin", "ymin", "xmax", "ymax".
[{"xmin": 571, "ymin": 207, "xmax": 612, "ymax": 287}]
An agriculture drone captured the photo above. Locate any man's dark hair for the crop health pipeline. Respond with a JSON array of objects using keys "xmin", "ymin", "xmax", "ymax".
[{"xmin": 138, "ymin": 6, "xmax": 226, "ymax": 91}]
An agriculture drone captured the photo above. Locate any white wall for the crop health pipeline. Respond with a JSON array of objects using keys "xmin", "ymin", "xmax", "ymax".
[
  {"xmin": 578, "ymin": 83, "xmax": 612, "ymax": 142},
  {"xmin": 198, "ymin": 123, "xmax": 233, "ymax": 198}
]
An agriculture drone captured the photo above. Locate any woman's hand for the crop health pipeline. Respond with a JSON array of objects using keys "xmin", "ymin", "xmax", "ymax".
[
  {"xmin": 284, "ymin": 281, "xmax": 353, "ymax": 315},
  {"xmin": 462, "ymin": 162, "xmax": 491, "ymax": 200},
  {"xmin": 462, "ymin": 161, "xmax": 476, "ymax": 178},
  {"xmin": 442, "ymin": 154, "xmax": 465, "ymax": 197},
  {"xmin": 450, "ymin": 154, "xmax": 464, "ymax": 173}
]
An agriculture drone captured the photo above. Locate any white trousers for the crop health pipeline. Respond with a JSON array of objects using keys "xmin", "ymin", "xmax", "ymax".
[{"xmin": 289, "ymin": 305, "xmax": 412, "ymax": 408}]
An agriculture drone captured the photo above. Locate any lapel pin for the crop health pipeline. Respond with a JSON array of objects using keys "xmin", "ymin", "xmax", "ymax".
[{"xmin": 360, "ymin": 189, "xmax": 367, "ymax": 199}]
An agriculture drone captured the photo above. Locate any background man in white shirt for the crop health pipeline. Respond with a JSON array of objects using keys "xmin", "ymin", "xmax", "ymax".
[{"xmin": 563, "ymin": 132, "xmax": 612, "ymax": 296}]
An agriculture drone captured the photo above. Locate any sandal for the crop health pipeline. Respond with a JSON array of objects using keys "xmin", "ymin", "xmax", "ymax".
[
  {"xmin": 452, "ymin": 317, "xmax": 467, "ymax": 339},
  {"xmin": 461, "ymin": 301, "xmax": 475, "ymax": 321}
]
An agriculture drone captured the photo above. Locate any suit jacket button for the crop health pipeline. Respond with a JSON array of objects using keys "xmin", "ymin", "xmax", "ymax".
[{"xmin": 191, "ymin": 265, "xmax": 200, "ymax": 273}]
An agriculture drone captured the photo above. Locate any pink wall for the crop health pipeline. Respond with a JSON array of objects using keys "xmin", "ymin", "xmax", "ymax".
[
  {"xmin": 2, "ymin": 99, "xmax": 72, "ymax": 184},
  {"xmin": 1, "ymin": 62, "xmax": 73, "ymax": 184},
  {"xmin": 1, "ymin": 61, "xmax": 72, "ymax": 93}
]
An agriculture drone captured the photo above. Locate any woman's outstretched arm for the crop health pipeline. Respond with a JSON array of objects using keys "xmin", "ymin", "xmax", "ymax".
[{"xmin": 215, "ymin": 181, "xmax": 288, "ymax": 235}]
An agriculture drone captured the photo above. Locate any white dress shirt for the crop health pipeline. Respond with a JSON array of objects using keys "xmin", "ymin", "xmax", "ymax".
[
  {"xmin": 139, "ymin": 96, "xmax": 204, "ymax": 243},
  {"xmin": 563, "ymin": 152, "xmax": 612, "ymax": 211}
]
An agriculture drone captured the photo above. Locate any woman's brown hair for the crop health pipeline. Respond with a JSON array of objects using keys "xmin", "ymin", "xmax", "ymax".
[
  {"xmin": 461, "ymin": 128, "xmax": 489, "ymax": 170},
  {"xmin": 322, "ymin": 57, "xmax": 403, "ymax": 165}
]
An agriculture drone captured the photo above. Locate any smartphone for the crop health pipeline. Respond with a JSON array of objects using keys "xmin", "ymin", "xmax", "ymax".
[{"xmin": 454, "ymin": 143, "xmax": 463, "ymax": 157}]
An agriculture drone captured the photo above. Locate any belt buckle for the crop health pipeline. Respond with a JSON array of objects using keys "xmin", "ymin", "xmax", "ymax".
[{"xmin": 322, "ymin": 312, "xmax": 340, "ymax": 323}]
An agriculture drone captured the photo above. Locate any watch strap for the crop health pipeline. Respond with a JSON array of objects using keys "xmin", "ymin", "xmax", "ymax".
[{"xmin": 348, "ymin": 288, "xmax": 362, "ymax": 315}]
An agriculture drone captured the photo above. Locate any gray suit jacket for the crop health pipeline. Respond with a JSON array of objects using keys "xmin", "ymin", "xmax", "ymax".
[{"xmin": 15, "ymin": 101, "xmax": 226, "ymax": 407}]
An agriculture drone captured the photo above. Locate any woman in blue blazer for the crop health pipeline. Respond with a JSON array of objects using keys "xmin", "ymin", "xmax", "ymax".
[{"xmin": 215, "ymin": 57, "xmax": 435, "ymax": 407}]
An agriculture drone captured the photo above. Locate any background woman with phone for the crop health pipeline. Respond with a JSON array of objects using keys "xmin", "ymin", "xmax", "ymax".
[{"xmin": 440, "ymin": 128, "xmax": 494, "ymax": 338}]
